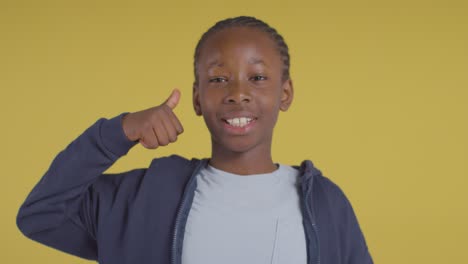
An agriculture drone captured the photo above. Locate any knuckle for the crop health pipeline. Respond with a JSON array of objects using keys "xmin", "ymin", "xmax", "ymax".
[
  {"xmin": 142, "ymin": 121, "xmax": 153, "ymax": 131},
  {"xmin": 161, "ymin": 104, "xmax": 170, "ymax": 112},
  {"xmin": 141, "ymin": 136, "xmax": 158, "ymax": 149},
  {"xmin": 168, "ymin": 134, "xmax": 177, "ymax": 143},
  {"xmin": 159, "ymin": 105, "xmax": 170, "ymax": 115}
]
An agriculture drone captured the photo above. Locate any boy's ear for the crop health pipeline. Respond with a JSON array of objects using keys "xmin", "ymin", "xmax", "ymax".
[
  {"xmin": 192, "ymin": 82, "xmax": 202, "ymax": 116},
  {"xmin": 279, "ymin": 79, "xmax": 294, "ymax": 111}
]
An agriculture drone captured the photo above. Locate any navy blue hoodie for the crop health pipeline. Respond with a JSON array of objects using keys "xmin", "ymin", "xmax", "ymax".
[{"xmin": 16, "ymin": 113, "xmax": 373, "ymax": 264}]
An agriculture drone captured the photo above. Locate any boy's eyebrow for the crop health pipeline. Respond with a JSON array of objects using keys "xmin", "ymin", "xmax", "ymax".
[
  {"xmin": 248, "ymin": 57, "xmax": 266, "ymax": 65},
  {"xmin": 206, "ymin": 58, "xmax": 267, "ymax": 70},
  {"xmin": 207, "ymin": 60, "xmax": 224, "ymax": 69}
]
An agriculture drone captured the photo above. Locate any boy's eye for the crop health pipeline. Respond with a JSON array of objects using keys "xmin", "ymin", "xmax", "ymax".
[
  {"xmin": 209, "ymin": 77, "xmax": 228, "ymax": 83},
  {"xmin": 250, "ymin": 75, "xmax": 268, "ymax": 81}
]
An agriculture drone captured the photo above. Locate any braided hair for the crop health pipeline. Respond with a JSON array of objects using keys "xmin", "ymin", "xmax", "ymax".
[{"xmin": 193, "ymin": 16, "xmax": 291, "ymax": 84}]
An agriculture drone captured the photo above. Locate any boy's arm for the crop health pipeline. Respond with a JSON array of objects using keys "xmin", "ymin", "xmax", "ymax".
[
  {"xmin": 317, "ymin": 176, "xmax": 374, "ymax": 264},
  {"xmin": 340, "ymin": 190, "xmax": 374, "ymax": 264},
  {"xmin": 16, "ymin": 113, "xmax": 138, "ymax": 260},
  {"xmin": 330, "ymin": 180, "xmax": 374, "ymax": 264}
]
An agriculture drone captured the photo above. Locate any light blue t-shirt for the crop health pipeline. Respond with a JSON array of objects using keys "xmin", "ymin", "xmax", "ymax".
[{"xmin": 181, "ymin": 163, "xmax": 307, "ymax": 264}]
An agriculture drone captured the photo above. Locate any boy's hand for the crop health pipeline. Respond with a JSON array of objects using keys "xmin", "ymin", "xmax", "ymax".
[{"xmin": 122, "ymin": 89, "xmax": 184, "ymax": 149}]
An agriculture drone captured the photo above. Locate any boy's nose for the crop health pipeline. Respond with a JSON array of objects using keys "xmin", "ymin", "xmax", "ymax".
[{"xmin": 223, "ymin": 80, "xmax": 251, "ymax": 104}]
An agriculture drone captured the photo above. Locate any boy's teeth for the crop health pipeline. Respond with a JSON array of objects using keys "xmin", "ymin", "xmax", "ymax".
[{"xmin": 226, "ymin": 117, "xmax": 253, "ymax": 127}]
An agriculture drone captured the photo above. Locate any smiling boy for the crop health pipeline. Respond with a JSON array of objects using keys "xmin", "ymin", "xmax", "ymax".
[{"xmin": 17, "ymin": 16, "xmax": 373, "ymax": 264}]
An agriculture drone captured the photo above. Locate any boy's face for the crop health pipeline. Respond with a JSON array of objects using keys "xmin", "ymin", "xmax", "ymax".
[{"xmin": 193, "ymin": 27, "xmax": 293, "ymax": 154}]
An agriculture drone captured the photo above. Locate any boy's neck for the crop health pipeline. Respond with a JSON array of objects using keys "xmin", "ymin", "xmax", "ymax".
[{"xmin": 209, "ymin": 144, "xmax": 277, "ymax": 176}]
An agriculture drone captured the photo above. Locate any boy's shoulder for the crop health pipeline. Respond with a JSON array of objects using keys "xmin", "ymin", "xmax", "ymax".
[
  {"xmin": 305, "ymin": 160, "xmax": 364, "ymax": 234},
  {"xmin": 148, "ymin": 154, "xmax": 199, "ymax": 169},
  {"xmin": 92, "ymin": 155, "xmax": 198, "ymax": 191},
  {"xmin": 300, "ymin": 159, "xmax": 354, "ymax": 211},
  {"xmin": 89, "ymin": 155, "xmax": 200, "ymax": 213},
  {"xmin": 314, "ymin": 171, "xmax": 348, "ymax": 201},
  {"xmin": 147, "ymin": 154, "xmax": 203, "ymax": 182}
]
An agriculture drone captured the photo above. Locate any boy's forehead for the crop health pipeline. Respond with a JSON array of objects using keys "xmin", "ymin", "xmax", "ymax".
[{"xmin": 197, "ymin": 27, "xmax": 280, "ymax": 68}]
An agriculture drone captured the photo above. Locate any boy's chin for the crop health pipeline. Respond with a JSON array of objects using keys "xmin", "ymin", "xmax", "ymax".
[{"xmin": 212, "ymin": 138, "xmax": 265, "ymax": 156}]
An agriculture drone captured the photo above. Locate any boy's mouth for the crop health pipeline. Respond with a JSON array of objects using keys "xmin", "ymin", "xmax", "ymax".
[
  {"xmin": 221, "ymin": 116, "xmax": 257, "ymax": 134},
  {"xmin": 222, "ymin": 117, "xmax": 256, "ymax": 128}
]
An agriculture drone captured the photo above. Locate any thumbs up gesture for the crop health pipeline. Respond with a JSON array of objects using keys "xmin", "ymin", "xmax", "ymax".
[{"xmin": 122, "ymin": 89, "xmax": 184, "ymax": 149}]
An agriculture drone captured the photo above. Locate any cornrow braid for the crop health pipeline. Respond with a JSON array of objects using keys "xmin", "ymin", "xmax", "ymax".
[{"xmin": 193, "ymin": 16, "xmax": 290, "ymax": 84}]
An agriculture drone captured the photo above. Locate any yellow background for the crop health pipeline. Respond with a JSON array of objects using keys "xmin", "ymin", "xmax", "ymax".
[{"xmin": 2, "ymin": 0, "xmax": 467, "ymax": 263}]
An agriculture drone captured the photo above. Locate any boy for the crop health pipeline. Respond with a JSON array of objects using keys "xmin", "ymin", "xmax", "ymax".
[{"xmin": 17, "ymin": 16, "xmax": 373, "ymax": 264}]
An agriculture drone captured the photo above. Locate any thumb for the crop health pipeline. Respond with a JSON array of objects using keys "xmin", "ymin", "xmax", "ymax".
[{"xmin": 164, "ymin": 88, "xmax": 181, "ymax": 109}]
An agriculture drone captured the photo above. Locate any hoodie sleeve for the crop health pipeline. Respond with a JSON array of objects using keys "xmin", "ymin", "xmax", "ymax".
[
  {"xmin": 339, "ymin": 189, "xmax": 374, "ymax": 264},
  {"xmin": 329, "ymin": 179, "xmax": 374, "ymax": 264},
  {"xmin": 315, "ymin": 175, "xmax": 374, "ymax": 264},
  {"xmin": 16, "ymin": 113, "xmax": 139, "ymax": 260}
]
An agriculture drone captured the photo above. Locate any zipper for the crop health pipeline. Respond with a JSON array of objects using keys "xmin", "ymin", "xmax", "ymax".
[
  {"xmin": 301, "ymin": 162, "xmax": 320, "ymax": 264},
  {"xmin": 171, "ymin": 159, "xmax": 207, "ymax": 264},
  {"xmin": 305, "ymin": 187, "xmax": 320, "ymax": 264}
]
